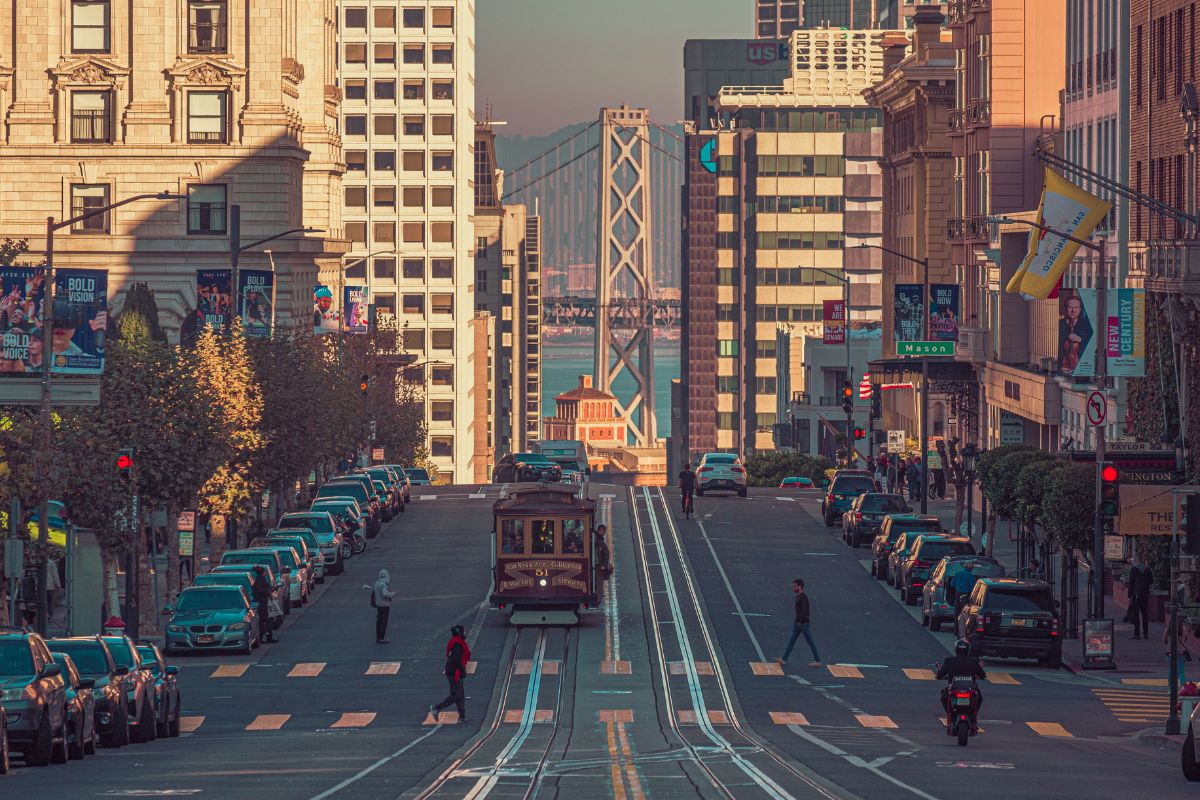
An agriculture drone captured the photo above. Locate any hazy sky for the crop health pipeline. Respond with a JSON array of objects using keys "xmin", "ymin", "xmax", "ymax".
[{"xmin": 476, "ymin": 0, "xmax": 750, "ymax": 138}]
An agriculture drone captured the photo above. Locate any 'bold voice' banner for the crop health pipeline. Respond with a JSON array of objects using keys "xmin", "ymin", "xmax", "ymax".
[
  {"xmin": 197, "ymin": 270, "xmax": 232, "ymax": 331},
  {"xmin": 343, "ymin": 286, "xmax": 369, "ymax": 334},
  {"xmin": 929, "ymin": 284, "xmax": 960, "ymax": 342},
  {"xmin": 238, "ymin": 270, "xmax": 273, "ymax": 338},
  {"xmin": 893, "ymin": 284, "xmax": 923, "ymax": 344},
  {"xmin": 0, "ymin": 267, "xmax": 45, "ymax": 373}
]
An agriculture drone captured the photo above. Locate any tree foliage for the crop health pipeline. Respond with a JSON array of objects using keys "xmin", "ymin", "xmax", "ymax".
[
  {"xmin": 980, "ymin": 449, "xmax": 1053, "ymax": 521},
  {"xmin": 745, "ymin": 451, "xmax": 834, "ymax": 487},
  {"xmin": 1039, "ymin": 462, "xmax": 1096, "ymax": 553}
]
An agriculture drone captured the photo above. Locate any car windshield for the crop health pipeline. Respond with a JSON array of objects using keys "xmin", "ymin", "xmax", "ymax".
[
  {"xmin": 194, "ymin": 575, "xmax": 249, "ymax": 590},
  {"xmin": 270, "ymin": 549, "xmax": 299, "ymax": 569},
  {"xmin": 405, "ymin": 468, "xmax": 430, "ymax": 480},
  {"xmin": 46, "ymin": 642, "xmax": 109, "ymax": 675},
  {"xmin": 313, "ymin": 503, "xmax": 355, "ymax": 517},
  {"xmin": 894, "ymin": 519, "xmax": 941, "ymax": 533},
  {"xmin": 177, "ymin": 589, "xmax": 245, "ymax": 611},
  {"xmin": 832, "ymin": 476, "xmax": 875, "ymax": 494},
  {"xmin": 373, "ymin": 481, "xmax": 387, "ymax": 492},
  {"xmin": 985, "ymin": 589, "xmax": 1054, "ymax": 614},
  {"xmin": 282, "ymin": 514, "xmax": 334, "ymax": 534},
  {"xmin": 704, "ymin": 454, "xmax": 737, "ymax": 465},
  {"xmin": 103, "ymin": 638, "xmax": 137, "ymax": 669},
  {"xmin": 223, "ymin": 553, "xmax": 277, "ymax": 570},
  {"xmin": 917, "ymin": 541, "xmax": 974, "ymax": 560},
  {"xmin": 319, "ymin": 483, "xmax": 369, "ymax": 503},
  {"xmin": 135, "ymin": 647, "xmax": 161, "ymax": 674},
  {"xmin": 0, "ymin": 640, "xmax": 34, "ymax": 675},
  {"xmin": 862, "ymin": 495, "xmax": 908, "ymax": 512},
  {"xmin": 516, "ymin": 454, "xmax": 554, "ymax": 465}
]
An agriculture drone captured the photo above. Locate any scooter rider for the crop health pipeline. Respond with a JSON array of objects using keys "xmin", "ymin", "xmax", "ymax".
[{"xmin": 936, "ymin": 639, "xmax": 986, "ymax": 716}]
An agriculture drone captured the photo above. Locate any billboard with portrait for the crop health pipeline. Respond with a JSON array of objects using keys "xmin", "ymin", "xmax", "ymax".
[
  {"xmin": 1058, "ymin": 288, "xmax": 1097, "ymax": 378},
  {"xmin": 50, "ymin": 269, "xmax": 108, "ymax": 374},
  {"xmin": 0, "ymin": 267, "xmax": 45, "ymax": 374},
  {"xmin": 196, "ymin": 269, "xmax": 232, "ymax": 331},
  {"xmin": 238, "ymin": 270, "xmax": 273, "ymax": 338},
  {"xmin": 893, "ymin": 284, "xmax": 923, "ymax": 345},
  {"xmin": 313, "ymin": 284, "xmax": 337, "ymax": 335}
]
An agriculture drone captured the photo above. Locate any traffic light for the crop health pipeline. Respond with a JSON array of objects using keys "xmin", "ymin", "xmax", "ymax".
[
  {"xmin": 871, "ymin": 383, "xmax": 882, "ymax": 420},
  {"xmin": 1099, "ymin": 462, "xmax": 1120, "ymax": 518},
  {"xmin": 116, "ymin": 448, "xmax": 134, "ymax": 475},
  {"xmin": 841, "ymin": 380, "xmax": 854, "ymax": 414},
  {"xmin": 359, "ymin": 373, "xmax": 370, "ymax": 397},
  {"xmin": 1185, "ymin": 494, "xmax": 1200, "ymax": 556},
  {"xmin": 853, "ymin": 427, "xmax": 866, "ymax": 440}
]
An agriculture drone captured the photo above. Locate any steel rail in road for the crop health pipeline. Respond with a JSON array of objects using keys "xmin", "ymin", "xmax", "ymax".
[
  {"xmin": 412, "ymin": 626, "xmax": 572, "ymax": 800},
  {"xmin": 633, "ymin": 486, "xmax": 844, "ymax": 799}
]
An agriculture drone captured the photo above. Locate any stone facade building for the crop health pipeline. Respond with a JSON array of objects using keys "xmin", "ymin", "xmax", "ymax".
[{"xmin": 0, "ymin": 0, "xmax": 347, "ymax": 335}]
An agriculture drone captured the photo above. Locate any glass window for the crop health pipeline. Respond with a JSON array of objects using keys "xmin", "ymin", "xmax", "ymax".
[
  {"xmin": 345, "ymin": 222, "xmax": 367, "ymax": 245},
  {"xmin": 345, "ymin": 259, "xmax": 366, "ymax": 279},
  {"xmin": 431, "ymin": 7, "xmax": 453, "ymax": 28},
  {"xmin": 431, "ymin": 187, "xmax": 453, "ymax": 208},
  {"xmin": 374, "ymin": 43, "xmax": 395, "ymax": 64},
  {"xmin": 187, "ymin": 184, "xmax": 227, "ymax": 234},
  {"xmin": 373, "ymin": 221, "xmax": 395, "ymax": 245},
  {"xmin": 431, "ymin": 400, "xmax": 453, "ymax": 420},
  {"xmin": 345, "ymin": 151, "xmax": 366, "ymax": 171},
  {"xmin": 403, "ymin": 44, "xmax": 424, "ymax": 64},
  {"xmin": 530, "ymin": 519, "xmax": 554, "ymax": 554},
  {"xmin": 562, "ymin": 519, "xmax": 585, "ymax": 555},
  {"xmin": 431, "ymin": 222, "xmax": 453, "ymax": 244},
  {"xmin": 501, "ymin": 519, "xmax": 524, "ymax": 554},
  {"xmin": 344, "ymin": 43, "xmax": 367, "ymax": 63},
  {"xmin": 373, "ymin": 6, "xmax": 395, "ymax": 29},
  {"xmin": 70, "ymin": 184, "xmax": 110, "ymax": 232},
  {"xmin": 344, "ymin": 7, "xmax": 366, "ymax": 27},
  {"xmin": 402, "ymin": 258, "xmax": 423, "ymax": 279},
  {"xmin": 402, "ymin": 222, "xmax": 423, "ymax": 243},
  {"xmin": 403, "ymin": 328, "xmax": 425, "ymax": 351},
  {"xmin": 431, "ymin": 44, "xmax": 454, "ymax": 64},
  {"xmin": 71, "ymin": 90, "xmax": 112, "ymax": 143},
  {"xmin": 373, "ymin": 186, "xmax": 395, "ymax": 207},
  {"xmin": 344, "ymin": 186, "xmax": 367, "ymax": 208},
  {"xmin": 374, "ymin": 114, "xmax": 396, "ymax": 136},
  {"xmin": 373, "ymin": 150, "xmax": 395, "ymax": 171},
  {"xmin": 72, "ymin": 0, "xmax": 110, "ymax": 53},
  {"xmin": 374, "ymin": 80, "xmax": 396, "ymax": 101},
  {"xmin": 431, "ymin": 293, "xmax": 453, "ymax": 314},
  {"xmin": 402, "ymin": 186, "xmax": 424, "ymax": 208},
  {"xmin": 402, "ymin": 151, "xmax": 424, "ymax": 173},
  {"xmin": 374, "ymin": 293, "xmax": 396, "ymax": 317},
  {"xmin": 188, "ymin": 91, "xmax": 228, "ymax": 144},
  {"xmin": 373, "ymin": 257, "xmax": 396, "ymax": 279},
  {"xmin": 403, "ymin": 115, "xmax": 425, "ymax": 136},
  {"xmin": 403, "ymin": 7, "xmax": 424, "ymax": 27},
  {"xmin": 431, "ymin": 329, "xmax": 454, "ymax": 350},
  {"xmin": 431, "ymin": 151, "xmax": 453, "ymax": 172},
  {"xmin": 401, "ymin": 294, "xmax": 424, "ymax": 315},
  {"xmin": 344, "ymin": 115, "xmax": 366, "ymax": 136},
  {"xmin": 344, "ymin": 79, "xmax": 367, "ymax": 100},
  {"xmin": 431, "ymin": 80, "xmax": 453, "ymax": 100},
  {"xmin": 431, "ymin": 114, "xmax": 454, "ymax": 136},
  {"xmin": 188, "ymin": 0, "xmax": 227, "ymax": 53},
  {"xmin": 430, "ymin": 258, "xmax": 453, "ymax": 279},
  {"xmin": 431, "ymin": 365, "xmax": 453, "ymax": 386},
  {"xmin": 403, "ymin": 79, "xmax": 424, "ymax": 100}
]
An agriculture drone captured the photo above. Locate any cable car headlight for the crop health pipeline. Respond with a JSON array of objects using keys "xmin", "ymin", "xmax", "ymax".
[{"xmin": 538, "ymin": 578, "xmax": 548, "ymax": 587}]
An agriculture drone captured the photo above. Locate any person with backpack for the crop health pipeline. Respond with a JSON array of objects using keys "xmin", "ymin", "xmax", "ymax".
[
  {"xmin": 430, "ymin": 624, "xmax": 471, "ymax": 723},
  {"xmin": 365, "ymin": 569, "xmax": 395, "ymax": 644}
]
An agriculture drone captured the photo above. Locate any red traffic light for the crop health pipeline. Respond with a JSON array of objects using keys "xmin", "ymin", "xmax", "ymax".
[
  {"xmin": 116, "ymin": 452, "xmax": 133, "ymax": 470},
  {"xmin": 1101, "ymin": 465, "xmax": 1119, "ymax": 482},
  {"xmin": 853, "ymin": 427, "xmax": 866, "ymax": 440}
]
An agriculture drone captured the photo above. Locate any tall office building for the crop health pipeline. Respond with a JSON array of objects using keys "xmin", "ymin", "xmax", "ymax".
[
  {"xmin": 754, "ymin": 0, "xmax": 900, "ymax": 38},
  {"xmin": 682, "ymin": 29, "xmax": 892, "ymax": 457},
  {"xmin": 475, "ymin": 122, "xmax": 542, "ymax": 461},
  {"xmin": 337, "ymin": 1, "xmax": 478, "ymax": 483}
]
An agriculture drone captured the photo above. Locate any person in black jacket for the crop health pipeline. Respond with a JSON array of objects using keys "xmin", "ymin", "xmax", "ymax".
[
  {"xmin": 251, "ymin": 566, "xmax": 274, "ymax": 643},
  {"xmin": 430, "ymin": 625, "xmax": 471, "ymax": 723},
  {"xmin": 937, "ymin": 639, "xmax": 987, "ymax": 715},
  {"xmin": 774, "ymin": 579, "xmax": 821, "ymax": 667},
  {"xmin": 1127, "ymin": 557, "xmax": 1153, "ymax": 639}
]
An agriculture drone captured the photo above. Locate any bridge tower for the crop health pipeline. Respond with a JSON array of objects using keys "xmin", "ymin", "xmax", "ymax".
[{"xmin": 595, "ymin": 106, "xmax": 656, "ymax": 446}]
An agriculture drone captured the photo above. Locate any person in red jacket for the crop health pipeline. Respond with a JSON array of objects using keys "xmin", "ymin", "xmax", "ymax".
[{"xmin": 430, "ymin": 625, "xmax": 471, "ymax": 723}]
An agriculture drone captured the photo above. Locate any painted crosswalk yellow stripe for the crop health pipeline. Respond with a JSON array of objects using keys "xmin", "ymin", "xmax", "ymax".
[
  {"xmin": 1122, "ymin": 678, "xmax": 1168, "ymax": 687},
  {"xmin": 211, "ymin": 664, "xmax": 249, "ymax": 678},
  {"xmin": 331, "ymin": 712, "xmax": 376, "ymax": 728},
  {"xmin": 855, "ymin": 714, "xmax": 897, "ymax": 729},
  {"xmin": 179, "ymin": 716, "xmax": 205, "ymax": 733},
  {"xmin": 828, "ymin": 664, "xmax": 864, "ymax": 679},
  {"xmin": 365, "ymin": 662, "xmax": 402, "ymax": 675},
  {"xmin": 1027, "ymin": 721, "xmax": 1072, "ymax": 737},
  {"xmin": 988, "ymin": 672, "xmax": 1020, "ymax": 685},
  {"xmin": 246, "ymin": 714, "xmax": 290, "ymax": 731},
  {"xmin": 287, "ymin": 662, "xmax": 326, "ymax": 677},
  {"xmin": 770, "ymin": 711, "xmax": 810, "ymax": 725},
  {"xmin": 903, "ymin": 668, "xmax": 935, "ymax": 681}
]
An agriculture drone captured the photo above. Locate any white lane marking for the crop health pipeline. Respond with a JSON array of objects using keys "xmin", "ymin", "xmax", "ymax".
[
  {"xmin": 469, "ymin": 493, "xmax": 486, "ymax": 499},
  {"xmin": 306, "ymin": 727, "xmax": 440, "ymax": 800},
  {"xmin": 420, "ymin": 495, "xmax": 437, "ymax": 501},
  {"xmin": 776, "ymin": 496, "xmax": 797, "ymax": 502}
]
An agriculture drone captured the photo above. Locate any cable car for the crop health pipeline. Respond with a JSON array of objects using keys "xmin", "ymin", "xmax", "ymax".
[{"xmin": 491, "ymin": 483, "xmax": 598, "ymax": 625}]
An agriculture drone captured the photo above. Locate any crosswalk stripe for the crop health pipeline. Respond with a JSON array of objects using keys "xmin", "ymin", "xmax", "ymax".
[
  {"xmin": 331, "ymin": 712, "xmax": 376, "ymax": 728},
  {"xmin": 988, "ymin": 672, "xmax": 1020, "ymax": 685},
  {"xmin": 424, "ymin": 711, "xmax": 459, "ymax": 725},
  {"xmin": 179, "ymin": 716, "xmax": 205, "ymax": 733},
  {"xmin": 669, "ymin": 661, "xmax": 715, "ymax": 676},
  {"xmin": 828, "ymin": 664, "xmax": 864, "ymax": 679},
  {"xmin": 1122, "ymin": 678, "xmax": 1168, "ymax": 686},
  {"xmin": 211, "ymin": 664, "xmax": 249, "ymax": 678},
  {"xmin": 466, "ymin": 661, "xmax": 478, "ymax": 674},
  {"xmin": 420, "ymin": 495, "xmax": 437, "ymax": 501},
  {"xmin": 366, "ymin": 662, "xmax": 402, "ymax": 675},
  {"xmin": 503, "ymin": 709, "xmax": 555, "ymax": 723},
  {"xmin": 288, "ymin": 662, "xmax": 326, "ymax": 677},
  {"xmin": 601, "ymin": 660, "xmax": 632, "ymax": 674},
  {"xmin": 750, "ymin": 661, "xmax": 785, "ymax": 676},
  {"xmin": 855, "ymin": 714, "xmax": 898, "ymax": 729},
  {"xmin": 1027, "ymin": 722, "xmax": 1072, "ymax": 737},
  {"xmin": 903, "ymin": 668, "xmax": 936, "ymax": 681},
  {"xmin": 246, "ymin": 714, "xmax": 290, "ymax": 731},
  {"xmin": 770, "ymin": 711, "xmax": 810, "ymax": 725}
]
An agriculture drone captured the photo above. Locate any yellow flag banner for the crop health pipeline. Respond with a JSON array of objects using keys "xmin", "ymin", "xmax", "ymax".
[{"xmin": 1005, "ymin": 169, "xmax": 1112, "ymax": 300}]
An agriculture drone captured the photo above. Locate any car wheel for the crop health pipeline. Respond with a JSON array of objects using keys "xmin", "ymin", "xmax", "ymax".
[
  {"xmin": 238, "ymin": 633, "xmax": 253, "ymax": 656},
  {"xmin": 85, "ymin": 720, "xmax": 97, "ymax": 755},
  {"xmin": 168, "ymin": 702, "xmax": 181, "ymax": 738},
  {"xmin": 738, "ymin": 488, "xmax": 747, "ymax": 497},
  {"xmin": 282, "ymin": 595, "xmax": 291, "ymax": 615},
  {"xmin": 134, "ymin": 694, "xmax": 157, "ymax": 742},
  {"xmin": 341, "ymin": 541, "xmax": 353, "ymax": 560},
  {"xmin": 399, "ymin": 502, "xmax": 406, "ymax": 513},
  {"xmin": 156, "ymin": 699, "xmax": 171, "ymax": 738},
  {"xmin": 0, "ymin": 721, "xmax": 8, "ymax": 774},
  {"xmin": 1184, "ymin": 728, "xmax": 1200, "ymax": 781},
  {"xmin": 696, "ymin": 489, "xmax": 705, "ymax": 497},
  {"xmin": 331, "ymin": 555, "xmax": 344, "ymax": 576},
  {"xmin": 69, "ymin": 717, "xmax": 86, "ymax": 760},
  {"xmin": 106, "ymin": 703, "xmax": 130, "ymax": 748},
  {"xmin": 51, "ymin": 717, "xmax": 69, "ymax": 764},
  {"xmin": 28, "ymin": 714, "xmax": 52, "ymax": 766},
  {"xmin": 1042, "ymin": 650, "xmax": 1062, "ymax": 669}
]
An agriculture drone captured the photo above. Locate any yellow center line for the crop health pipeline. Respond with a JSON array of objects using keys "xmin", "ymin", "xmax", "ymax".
[
  {"xmin": 246, "ymin": 714, "xmax": 290, "ymax": 731},
  {"xmin": 606, "ymin": 721, "xmax": 628, "ymax": 800},
  {"xmin": 829, "ymin": 664, "xmax": 864, "ymax": 679},
  {"xmin": 616, "ymin": 721, "xmax": 646, "ymax": 800}
]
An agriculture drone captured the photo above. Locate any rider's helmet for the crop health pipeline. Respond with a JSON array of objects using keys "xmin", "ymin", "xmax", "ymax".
[
  {"xmin": 954, "ymin": 639, "xmax": 970, "ymax": 656},
  {"xmin": 451, "ymin": 624, "xmax": 465, "ymax": 638}
]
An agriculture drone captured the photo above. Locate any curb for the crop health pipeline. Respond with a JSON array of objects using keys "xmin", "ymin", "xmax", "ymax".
[{"xmin": 1133, "ymin": 727, "xmax": 1185, "ymax": 750}]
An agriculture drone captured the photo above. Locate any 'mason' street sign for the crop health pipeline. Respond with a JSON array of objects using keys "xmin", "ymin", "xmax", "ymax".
[{"xmin": 897, "ymin": 341, "xmax": 956, "ymax": 357}]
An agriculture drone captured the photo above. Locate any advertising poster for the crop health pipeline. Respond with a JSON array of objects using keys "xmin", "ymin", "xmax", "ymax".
[
  {"xmin": 893, "ymin": 284, "xmax": 924, "ymax": 344},
  {"xmin": 0, "ymin": 267, "xmax": 45, "ymax": 374},
  {"xmin": 343, "ymin": 285, "xmax": 369, "ymax": 334},
  {"xmin": 196, "ymin": 269, "xmax": 232, "ymax": 331},
  {"xmin": 1058, "ymin": 288, "xmax": 1097, "ymax": 378},
  {"xmin": 313, "ymin": 284, "xmax": 337, "ymax": 335},
  {"xmin": 51, "ymin": 268, "xmax": 108, "ymax": 374},
  {"xmin": 238, "ymin": 270, "xmax": 273, "ymax": 338},
  {"xmin": 1106, "ymin": 288, "xmax": 1146, "ymax": 377},
  {"xmin": 822, "ymin": 299, "xmax": 845, "ymax": 345},
  {"xmin": 928, "ymin": 284, "xmax": 960, "ymax": 341}
]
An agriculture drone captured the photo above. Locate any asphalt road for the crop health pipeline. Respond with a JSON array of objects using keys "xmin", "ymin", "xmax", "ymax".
[{"xmin": 8, "ymin": 482, "xmax": 1189, "ymax": 799}]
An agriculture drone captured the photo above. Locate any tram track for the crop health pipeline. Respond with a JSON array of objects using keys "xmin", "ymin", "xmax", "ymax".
[
  {"xmin": 411, "ymin": 625, "xmax": 574, "ymax": 800},
  {"xmin": 631, "ymin": 486, "xmax": 852, "ymax": 800}
]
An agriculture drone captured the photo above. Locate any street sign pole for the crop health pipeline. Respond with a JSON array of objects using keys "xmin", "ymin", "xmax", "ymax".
[{"xmin": 1092, "ymin": 237, "xmax": 1107, "ymax": 621}]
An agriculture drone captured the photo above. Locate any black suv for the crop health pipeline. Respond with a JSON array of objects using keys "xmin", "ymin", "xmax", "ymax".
[
  {"xmin": 955, "ymin": 578, "xmax": 1061, "ymax": 668},
  {"xmin": 0, "ymin": 628, "xmax": 68, "ymax": 765},
  {"xmin": 46, "ymin": 635, "xmax": 135, "ymax": 747},
  {"xmin": 842, "ymin": 493, "xmax": 909, "ymax": 547},
  {"xmin": 870, "ymin": 514, "xmax": 943, "ymax": 579}
]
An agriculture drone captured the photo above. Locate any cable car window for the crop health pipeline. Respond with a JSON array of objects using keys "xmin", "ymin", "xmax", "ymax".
[
  {"xmin": 501, "ymin": 519, "xmax": 525, "ymax": 554},
  {"xmin": 562, "ymin": 519, "xmax": 585, "ymax": 554},
  {"xmin": 530, "ymin": 519, "xmax": 554, "ymax": 554}
]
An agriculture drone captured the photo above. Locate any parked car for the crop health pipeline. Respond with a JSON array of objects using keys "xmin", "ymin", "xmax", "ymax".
[
  {"xmin": 262, "ymin": 532, "xmax": 321, "ymax": 584},
  {"xmin": 842, "ymin": 493, "xmax": 909, "ymax": 547},
  {"xmin": 870, "ymin": 514, "xmax": 943, "ymax": 580},
  {"xmin": 101, "ymin": 636, "xmax": 158, "ymax": 743},
  {"xmin": 0, "ymin": 629, "xmax": 68, "ymax": 765},
  {"xmin": 209, "ymin": 565, "xmax": 284, "ymax": 627},
  {"xmin": 403, "ymin": 467, "xmax": 433, "ymax": 486},
  {"xmin": 363, "ymin": 467, "xmax": 406, "ymax": 513},
  {"xmin": 44, "ymin": 636, "xmax": 131, "ymax": 748},
  {"xmin": 778, "ymin": 476, "xmax": 814, "ymax": 488},
  {"xmin": 165, "ymin": 586, "xmax": 260, "ymax": 655},
  {"xmin": 955, "ymin": 578, "xmax": 1061, "ymax": 668},
  {"xmin": 278, "ymin": 511, "xmax": 345, "ymax": 574},
  {"xmin": 135, "ymin": 644, "xmax": 181, "ymax": 738},
  {"xmin": 895, "ymin": 535, "xmax": 976, "ymax": 604},
  {"xmin": 1183, "ymin": 700, "xmax": 1200, "ymax": 780},
  {"xmin": 49, "ymin": 652, "xmax": 96, "ymax": 759},
  {"xmin": 493, "ymin": 452, "xmax": 563, "ymax": 483},
  {"xmin": 821, "ymin": 471, "xmax": 879, "ymax": 526},
  {"xmin": 0, "ymin": 696, "xmax": 7, "ymax": 773},
  {"xmin": 315, "ymin": 480, "xmax": 380, "ymax": 537},
  {"xmin": 220, "ymin": 549, "xmax": 289, "ymax": 612},
  {"xmin": 245, "ymin": 544, "xmax": 309, "ymax": 607},
  {"xmin": 384, "ymin": 465, "xmax": 412, "ymax": 503},
  {"xmin": 922, "ymin": 555, "xmax": 1006, "ymax": 631},
  {"xmin": 190, "ymin": 572, "xmax": 255, "ymax": 601},
  {"xmin": 695, "ymin": 452, "xmax": 748, "ymax": 497}
]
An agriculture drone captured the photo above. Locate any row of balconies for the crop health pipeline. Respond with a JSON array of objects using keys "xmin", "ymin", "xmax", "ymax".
[
  {"xmin": 948, "ymin": 0, "xmax": 990, "ymax": 24},
  {"xmin": 946, "ymin": 215, "xmax": 991, "ymax": 242},
  {"xmin": 948, "ymin": 98, "xmax": 990, "ymax": 134}
]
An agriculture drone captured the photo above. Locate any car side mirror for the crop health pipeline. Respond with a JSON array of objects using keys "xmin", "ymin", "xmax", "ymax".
[
  {"xmin": 114, "ymin": 665, "xmax": 129, "ymax": 676},
  {"xmin": 166, "ymin": 666, "xmax": 179, "ymax": 676},
  {"xmin": 78, "ymin": 678, "xmax": 95, "ymax": 690},
  {"xmin": 40, "ymin": 663, "xmax": 62, "ymax": 679}
]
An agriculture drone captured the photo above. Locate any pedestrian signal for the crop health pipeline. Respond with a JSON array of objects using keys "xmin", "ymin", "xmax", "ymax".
[{"xmin": 853, "ymin": 427, "xmax": 867, "ymax": 440}]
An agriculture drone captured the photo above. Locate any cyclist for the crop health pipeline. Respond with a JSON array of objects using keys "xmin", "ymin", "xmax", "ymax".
[{"xmin": 678, "ymin": 462, "xmax": 697, "ymax": 515}]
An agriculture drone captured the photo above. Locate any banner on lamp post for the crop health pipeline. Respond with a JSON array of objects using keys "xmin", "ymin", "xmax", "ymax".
[
  {"xmin": 823, "ymin": 299, "xmax": 845, "ymax": 344},
  {"xmin": 1105, "ymin": 288, "xmax": 1146, "ymax": 377},
  {"xmin": 237, "ymin": 270, "xmax": 273, "ymax": 338},
  {"xmin": 343, "ymin": 286, "xmax": 369, "ymax": 334},
  {"xmin": 0, "ymin": 267, "xmax": 45, "ymax": 374},
  {"xmin": 893, "ymin": 284, "xmax": 924, "ymax": 346},
  {"xmin": 928, "ymin": 284, "xmax": 960, "ymax": 342},
  {"xmin": 196, "ymin": 269, "xmax": 232, "ymax": 332},
  {"xmin": 1058, "ymin": 288, "xmax": 1098, "ymax": 378},
  {"xmin": 313, "ymin": 284, "xmax": 337, "ymax": 335}
]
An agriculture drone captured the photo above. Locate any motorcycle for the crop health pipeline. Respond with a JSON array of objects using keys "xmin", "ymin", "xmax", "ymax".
[
  {"xmin": 943, "ymin": 674, "xmax": 982, "ymax": 746},
  {"xmin": 336, "ymin": 515, "xmax": 367, "ymax": 558}
]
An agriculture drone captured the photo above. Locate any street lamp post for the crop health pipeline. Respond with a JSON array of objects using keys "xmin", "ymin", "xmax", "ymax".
[
  {"xmin": 337, "ymin": 250, "xmax": 397, "ymax": 366},
  {"xmin": 37, "ymin": 191, "xmax": 187, "ymax": 636},
  {"xmin": 228, "ymin": 203, "xmax": 322, "ymax": 327},
  {"xmin": 811, "ymin": 267, "xmax": 855, "ymax": 466},
  {"xmin": 961, "ymin": 442, "xmax": 979, "ymax": 539},
  {"xmin": 857, "ymin": 244, "xmax": 932, "ymax": 515}
]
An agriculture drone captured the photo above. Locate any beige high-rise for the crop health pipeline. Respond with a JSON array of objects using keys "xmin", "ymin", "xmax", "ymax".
[{"xmin": 0, "ymin": 0, "xmax": 347, "ymax": 335}]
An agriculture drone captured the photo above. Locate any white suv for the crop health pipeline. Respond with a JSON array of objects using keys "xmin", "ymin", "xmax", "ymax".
[{"xmin": 696, "ymin": 453, "xmax": 748, "ymax": 497}]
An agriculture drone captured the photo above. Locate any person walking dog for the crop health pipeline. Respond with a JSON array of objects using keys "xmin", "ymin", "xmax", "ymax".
[
  {"xmin": 430, "ymin": 624, "xmax": 472, "ymax": 723},
  {"xmin": 775, "ymin": 579, "xmax": 821, "ymax": 668},
  {"xmin": 366, "ymin": 569, "xmax": 395, "ymax": 644}
]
